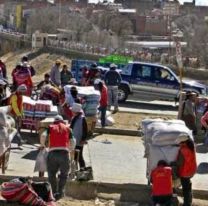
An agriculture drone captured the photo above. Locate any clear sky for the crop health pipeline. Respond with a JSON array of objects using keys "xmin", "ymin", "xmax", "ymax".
[{"xmin": 178, "ymin": 0, "xmax": 208, "ymax": 6}]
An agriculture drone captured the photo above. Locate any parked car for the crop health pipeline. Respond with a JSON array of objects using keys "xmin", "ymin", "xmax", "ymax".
[{"xmin": 118, "ymin": 62, "xmax": 208, "ymax": 102}]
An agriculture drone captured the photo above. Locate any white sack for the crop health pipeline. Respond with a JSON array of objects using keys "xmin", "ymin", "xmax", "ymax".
[
  {"xmin": 96, "ymin": 116, "xmax": 115, "ymax": 126},
  {"xmin": 6, "ymin": 115, "xmax": 15, "ymax": 129},
  {"xmin": 148, "ymin": 145, "xmax": 179, "ymax": 177},
  {"xmin": 106, "ymin": 116, "xmax": 115, "ymax": 126},
  {"xmin": 141, "ymin": 118, "xmax": 164, "ymax": 144},
  {"xmin": 0, "ymin": 112, "xmax": 7, "ymax": 127},
  {"xmin": 150, "ymin": 121, "xmax": 192, "ymax": 146},
  {"xmin": 64, "ymin": 85, "xmax": 100, "ymax": 97},
  {"xmin": 34, "ymin": 149, "xmax": 48, "ymax": 172}
]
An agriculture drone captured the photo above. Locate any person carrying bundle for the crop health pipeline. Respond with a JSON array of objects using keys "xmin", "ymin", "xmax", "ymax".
[
  {"xmin": 40, "ymin": 115, "xmax": 75, "ymax": 200},
  {"xmin": 151, "ymin": 160, "xmax": 173, "ymax": 206},
  {"xmin": 12, "ymin": 62, "xmax": 33, "ymax": 96}
]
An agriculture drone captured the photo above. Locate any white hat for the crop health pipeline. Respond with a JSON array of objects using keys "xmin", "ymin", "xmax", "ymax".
[
  {"xmin": 17, "ymin": 84, "xmax": 27, "ymax": 92},
  {"xmin": 71, "ymin": 103, "xmax": 82, "ymax": 113},
  {"xmin": 110, "ymin": 63, "xmax": 117, "ymax": 68},
  {"xmin": 54, "ymin": 115, "xmax": 63, "ymax": 121}
]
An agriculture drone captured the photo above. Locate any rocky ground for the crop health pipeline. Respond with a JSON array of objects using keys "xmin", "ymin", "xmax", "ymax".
[
  {"xmin": 111, "ymin": 112, "xmax": 176, "ymax": 130},
  {"xmin": 0, "ymin": 50, "xmax": 71, "ymax": 83}
]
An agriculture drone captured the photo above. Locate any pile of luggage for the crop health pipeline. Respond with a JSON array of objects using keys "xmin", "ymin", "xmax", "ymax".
[
  {"xmin": 22, "ymin": 96, "xmax": 58, "ymax": 131},
  {"xmin": 141, "ymin": 119, "xmax": 193, "ymax": 184},
  {"xmin": 64, "ymin": 85, "xmax": 100, "ymax": 135},
  {"xmin": 64, "ymin": 85, "xmax": 100, "ymax": 116}
]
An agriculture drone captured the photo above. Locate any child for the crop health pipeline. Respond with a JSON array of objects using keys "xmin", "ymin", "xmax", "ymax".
[
  {"xmin": 151, "ymin": 160, "xmax": 173, "ymax": 206},
  {"xmin": 70, "ymin": 103, "xmax": 88, "ymax": 170}
]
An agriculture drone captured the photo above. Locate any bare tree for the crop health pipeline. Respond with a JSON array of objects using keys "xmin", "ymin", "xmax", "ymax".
[
  {"xmin": 174, "ymin": 14, "xmax": 208, "ymax": 68},
  {"xmin": 91, "ymin": 11, "xmax": 133, "ymax": 37},
  {"xmin": 27, "ymin": 7, "xmax": 93, "ymax": 41}
]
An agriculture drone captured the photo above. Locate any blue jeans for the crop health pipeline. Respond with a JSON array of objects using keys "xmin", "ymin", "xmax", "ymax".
[{"xmin": 99, "ymin": 106, "xmax": 107, "ymax": 127}]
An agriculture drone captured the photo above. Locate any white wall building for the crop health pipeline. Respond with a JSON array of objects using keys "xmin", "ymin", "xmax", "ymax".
[{"xmin": 32, "ymin": 30, "xmax": 48, "ymax": 49}]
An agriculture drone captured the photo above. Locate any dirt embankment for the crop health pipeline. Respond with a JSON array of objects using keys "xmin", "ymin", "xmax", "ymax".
[{"xmin": 0, "ymin": 50, "xmax": 72, "ymax": 83}]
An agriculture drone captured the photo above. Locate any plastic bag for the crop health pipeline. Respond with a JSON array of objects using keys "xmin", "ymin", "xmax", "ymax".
[{"xmin": 34, "ymin": 149, "xmax": 48, "ymax": 172}]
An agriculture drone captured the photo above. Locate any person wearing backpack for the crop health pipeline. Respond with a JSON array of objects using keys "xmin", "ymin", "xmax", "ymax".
[{"xmin": 40, "ymin": 115, "xmax": 75, "ymax": 200}]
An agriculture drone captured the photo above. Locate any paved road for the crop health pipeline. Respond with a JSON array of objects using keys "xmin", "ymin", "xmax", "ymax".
[
  {"xmin": 119, "ymin": 99, "xmax": 178, "ymax": 116},
  {"xmin": 5, "ymin": 134, "xmax": 208, "ymax": 192}
]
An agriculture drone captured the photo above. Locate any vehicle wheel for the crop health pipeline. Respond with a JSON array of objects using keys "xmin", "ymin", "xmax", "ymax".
[{"xmin": 118, "ymin": 85, "xmax": 129, "ymax": 102}]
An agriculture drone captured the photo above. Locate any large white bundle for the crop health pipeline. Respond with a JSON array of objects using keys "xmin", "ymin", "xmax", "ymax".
[
  {"xmin": 64, "ymin": 85, "xmax": 100, "ymax": 97},
  {"xmin": 0, "ymin": 112, "xmax": 7, "ymax": 127},
  {"xmin": 6, "ymin": 115, "xmax": 15, "ymax": 130},
  {"xmin": 0, "ymin": 126, "xmax": 9, "ymax": 156},
  {"xmin": 46, "ymin": 105, "xmax": 58, "ymax": 117},
  {"xmin": 64, "ymin": 85, "xmax": 100, "ymax": 116},
  {"xmin": 23, "ymin": 96, "xmax": 36, "ymax": 111},
  {"xmin": 9, "ymin": 128, "xmax": 17, "ymax": 142},
  {"xmin": 150, "ymin": 121, "xmax": 192, "ymax": 146},
  {"xmin": 148, "ymin": 145, "xmax": 179, "ymax": 177},
  {"xmin": 0, "ymin": 106, "xmax": 11, "ymax": 114},
  {"xmin": 142, "ymin": 118, "xmax": 164, "ymax": 143}
]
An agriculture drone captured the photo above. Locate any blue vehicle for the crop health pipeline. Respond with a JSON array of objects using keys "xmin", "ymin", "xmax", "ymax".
[
  {"xmin": 117, "ymin": 62, "xmax": 208, "ymax": 102},
  {"xmin": 71, "ymin": 59, "xmax": 125, "ymax": 83},
  {"xmin": 71, "ymin": 60, "xmax": 207, "ymax": 102}
]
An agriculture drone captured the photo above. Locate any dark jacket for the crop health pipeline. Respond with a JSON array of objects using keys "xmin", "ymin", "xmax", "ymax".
[
  {"xmin": 61, "ymin": 70, "xmax": 72, "ymax": 85},
  {"xmin": 104, "ymin": 69, "xmax": 122, "ymax": 86},
  {"xmin": 70, "ymin": 113, "xmax": 88, "ymax": 146}
]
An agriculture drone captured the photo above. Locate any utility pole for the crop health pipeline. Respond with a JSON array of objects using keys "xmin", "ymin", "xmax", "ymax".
[{"xmin": 58, "ymin": 0, "xmax": 61, "ymax": 25}]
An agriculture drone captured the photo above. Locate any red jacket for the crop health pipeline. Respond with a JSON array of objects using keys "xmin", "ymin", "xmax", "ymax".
[
  {"xmin": 49, "ymin": 122, "xmax": 70, "ymax": 149},
  {"xmin": 178, "ymin": 144, "xmax": 197, "ymax": 177},
  {"xmin": 151, "ymin": 166, "xmax": 173, "ymax": 196},
  {"xmin": 100, "ymin": 85, "xmax": 108, "ymax": 107}
]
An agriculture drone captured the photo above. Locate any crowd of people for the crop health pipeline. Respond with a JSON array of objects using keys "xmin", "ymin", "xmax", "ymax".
[
  {"xmin": 0, "ymin": 56, "xmax": 123, "ymax": 201},
  {"xmin": 0, "ymin": 56, "xmax": 201, "ymax": 205}
]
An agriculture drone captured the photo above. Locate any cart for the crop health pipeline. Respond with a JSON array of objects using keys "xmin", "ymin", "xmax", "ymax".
[{"xmin": 141, "ymin": 119, "xmax": 192, "ymax": 187}]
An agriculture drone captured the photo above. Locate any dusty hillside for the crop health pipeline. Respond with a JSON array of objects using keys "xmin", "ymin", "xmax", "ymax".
[{"xmin": 0, "ymin": 50, "xmax": 72, "ymax": 83}]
